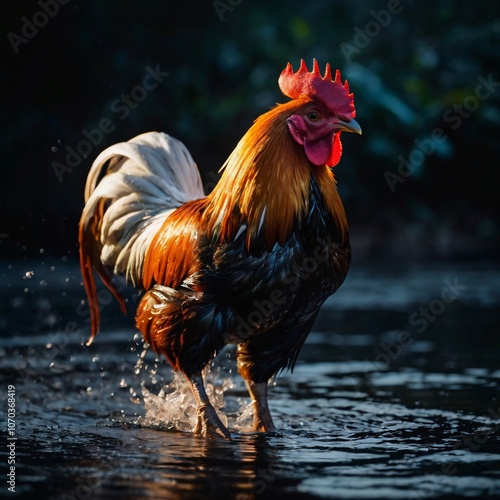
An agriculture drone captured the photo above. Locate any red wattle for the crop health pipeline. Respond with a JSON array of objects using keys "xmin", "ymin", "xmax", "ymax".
[
  {"xmin": 304, "ymin": 135, "xmax": 333, "ymax": 166},
  {"xmin": 327, "ymin": 132, "xmax": 342, "ymax": 167},
  {"xmin": 304, "ymin": 132, "xmax": 343, "ymax": 167}
]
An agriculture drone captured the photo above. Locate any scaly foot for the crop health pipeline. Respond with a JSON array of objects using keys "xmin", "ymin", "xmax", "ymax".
[
  {"xmin": 186, "ymin": 371, "xmax": 231, "ymax": 439},
  {"xmin": 244, "ymin": 380, "xmax": 276, "ymax": 432},
  {"xmin": 252, "ymin": 401, "xmax": 276, "ymax": 432},
  {"xmin": 195, "ymin": 403, "xmax": 231, "ymax": 439}
]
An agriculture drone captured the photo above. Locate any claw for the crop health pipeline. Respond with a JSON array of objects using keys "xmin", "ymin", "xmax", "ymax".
[
  {"xmin": 195, "ymin": 404, "xmax": 231, "ymax": 439},
  {"xmin": 186, "ymin": 371, "xmax": 231, "ymax": 439}
]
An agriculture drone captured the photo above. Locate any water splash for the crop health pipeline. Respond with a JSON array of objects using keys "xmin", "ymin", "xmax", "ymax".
[
  {"xmin": 134, "ymin": 343, "xmax": 254, "ymax": 434},
  {"xmin": 134, "ymin": 341, "xmax": 150, "ymax": 375},
  {"xmin": 139, "ymin": 372, "xmax": 198, "ymax": 432}
]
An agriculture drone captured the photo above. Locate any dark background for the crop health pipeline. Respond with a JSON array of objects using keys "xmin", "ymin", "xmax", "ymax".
[{"xmin": 2, "ymin": 0, "xmax": 499, "ymax": 262}]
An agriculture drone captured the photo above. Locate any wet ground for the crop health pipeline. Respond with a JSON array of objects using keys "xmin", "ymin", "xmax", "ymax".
[{"xmin": 1, "ymin": 258, "xmax": 499, "ymax": 499}]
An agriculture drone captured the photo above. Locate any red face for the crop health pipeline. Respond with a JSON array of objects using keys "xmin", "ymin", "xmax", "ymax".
[{"xmin": 286, "ymin": 103, "xmax": 362, "ymax": 167}]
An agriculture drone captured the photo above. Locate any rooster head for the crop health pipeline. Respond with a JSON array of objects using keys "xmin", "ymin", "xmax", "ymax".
[{"xmin": 279, "ymin": 59, "xmax": 361, "ymax": 167}]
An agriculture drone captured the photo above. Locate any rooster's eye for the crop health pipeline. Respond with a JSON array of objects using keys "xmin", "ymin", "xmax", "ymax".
[{"xmin": 307, "ymin": 111, "xmax": 320, "ymax": 122}]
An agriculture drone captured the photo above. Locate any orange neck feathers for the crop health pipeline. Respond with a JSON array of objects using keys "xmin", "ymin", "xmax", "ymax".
[
  {"xmin": 143, "ymin": 98, "xmax": 349, "ymax": 289},
  {"xmin": 203, "ymin": 97, "xmax": 348, "ymax": 252}
]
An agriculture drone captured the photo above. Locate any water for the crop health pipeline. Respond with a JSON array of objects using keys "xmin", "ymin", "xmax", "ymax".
[{"xmin": 1, "ymin": 259, "xmax": 500, "ymax": 499}]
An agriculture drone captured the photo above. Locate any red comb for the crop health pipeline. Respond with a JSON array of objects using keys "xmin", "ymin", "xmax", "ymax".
[{"xmin": 278, "ymin": 59, "xmax": 355, "ymax": 120}]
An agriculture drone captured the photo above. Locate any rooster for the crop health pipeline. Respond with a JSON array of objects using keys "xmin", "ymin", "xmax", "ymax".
[{"xmin": 79, "ymin": 59, "xmax": 361, "ymax": 438}]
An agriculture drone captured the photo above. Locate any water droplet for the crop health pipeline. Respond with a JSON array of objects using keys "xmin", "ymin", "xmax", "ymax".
[
  {"xmin": 51, "ymin": 146, "xmax": 57, "ymax": 152},
  {"xmin": 86, "ymin": 386, "xmax": 92, "ymax": 392},
  {"xmin": 119, "ymin": 378, "xmax": 128, "ymax": 388}
]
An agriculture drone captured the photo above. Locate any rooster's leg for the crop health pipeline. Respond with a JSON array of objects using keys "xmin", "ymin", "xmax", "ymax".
[
  {"xmin": 186, "ymin": 372, "xmax": 231, "ymax": 439},
  {"xmin": 244, "ymin": 379, "xmax": 276, "ymax": 432}
]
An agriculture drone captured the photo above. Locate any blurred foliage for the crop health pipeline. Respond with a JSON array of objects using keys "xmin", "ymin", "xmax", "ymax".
[{"xmin": 1, "ymin": 0, "xmax": 499, "ymax": 259}]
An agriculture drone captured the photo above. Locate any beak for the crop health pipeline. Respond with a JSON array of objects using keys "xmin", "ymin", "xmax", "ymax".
[{"xmin": 333, "ymin": 118, "xmax": 362, "ymax": 135}]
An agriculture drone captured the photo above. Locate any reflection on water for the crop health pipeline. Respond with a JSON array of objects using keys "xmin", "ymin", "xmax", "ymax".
[{"xmin": 0, "ymin": 259, "xmax": 499, "ymax": 499}]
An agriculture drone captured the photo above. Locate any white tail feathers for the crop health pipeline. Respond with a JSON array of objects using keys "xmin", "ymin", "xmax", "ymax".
[{"xmin": 80, "ymin": 131, "xmax": 205, "ymax": 290}]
